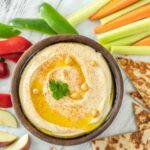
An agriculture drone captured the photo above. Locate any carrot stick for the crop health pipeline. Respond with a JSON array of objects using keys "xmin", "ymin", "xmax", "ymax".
[
  {"xmin": 90, "ymin": 0, "xmax": 139, "ymax": 20},
  {"xmin": 95, "ymin": 4, "xmax": 150, "ymax": 34},
  {"xmin": 133, "ymin": 36, "xmax": 150, "ymax": 46}
]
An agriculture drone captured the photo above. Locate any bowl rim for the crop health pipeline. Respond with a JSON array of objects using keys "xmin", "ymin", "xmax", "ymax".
[{"xmin": 11, "ymin": 34, "xmax": 123, "ymax": 146}]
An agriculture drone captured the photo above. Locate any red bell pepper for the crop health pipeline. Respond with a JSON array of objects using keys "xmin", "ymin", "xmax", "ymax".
[
  {"xmin": 0, "ymin": 36, "xmax": 32, "ymax": 55},
  {"xmin": 2, "ymin": 53, "xmax": 23, "ymax": 63},
  {"xmin": 0, "ymin": 57, "xmax": 9, "ymax": 78},
  {"xmin": 0, "ymin": 93, "xmax": 12, "ymax": 108}
]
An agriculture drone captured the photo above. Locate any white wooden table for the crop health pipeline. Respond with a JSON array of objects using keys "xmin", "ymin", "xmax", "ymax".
[{"xmin": 0, "ymin": 0, "xmax": 149, "ymax": 149}]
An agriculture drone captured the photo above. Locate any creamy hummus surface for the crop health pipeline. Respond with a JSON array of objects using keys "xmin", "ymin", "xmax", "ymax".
[{"xmin": 19, "ymin": 42, "xmax": 114, "ymax": 138}]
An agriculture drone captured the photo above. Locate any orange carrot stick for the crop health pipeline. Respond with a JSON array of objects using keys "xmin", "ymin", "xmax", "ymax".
[
  {"xmin": 90, "ymin": 0, "xmax": 139, "ymax": 20},
  {"xmin": 134, "ymin": 36, "xmax": 150, "ymax": 46},
  {"xmin": 94, "ymin": 4, "xmax": 150, "ymax": 34}
]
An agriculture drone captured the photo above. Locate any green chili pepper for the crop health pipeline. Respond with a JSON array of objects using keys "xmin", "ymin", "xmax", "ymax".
[
  {"xmin": 40, "ymin": 3, "xmax": 78, "ymax": 34},
  {"xmin": 0, "ymin": 23, "xmax": 21, "ymax": 38},
  {"xmin": 9, "ymin": 18, "xmax": 56, "ymax": 35}
]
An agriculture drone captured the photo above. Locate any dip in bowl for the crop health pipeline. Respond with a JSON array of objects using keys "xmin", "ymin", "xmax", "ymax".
[{"xmin": 12, "ymin": 35, "xmax": 123, "ymax": 145}]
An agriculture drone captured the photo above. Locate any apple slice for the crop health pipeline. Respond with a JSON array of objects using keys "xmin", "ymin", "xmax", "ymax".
[
  {"xmin": 0, "ymin": 109, "xmax": 18, "ymax": 128},
  {"xmin": 0, "ymin": 94, "xmax": 12, "ymax": 108},
  {"xmin": 0, "ymin": 131, "xmax": 18, "ymax": 147},
  {"xmin": 4, "ymin": 134, "xmax": 30, "ymax": 150}
]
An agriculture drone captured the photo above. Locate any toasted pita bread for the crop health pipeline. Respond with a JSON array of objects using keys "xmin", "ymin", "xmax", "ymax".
[
  {"xmin": 117, "ymin": 57, "xmax": 150, "ymax": 109},
  {"xmin": 92, "ymin": 129, "xmax": 150, "ymax": 150},
  {"xmin": 133, "ymin": 104, "xmax": 150, "ymax": 130},
  {"xmin": 92, "ymin": 104, "xmax": 150, "ymax": 150},
  {"xmin": 130, "ymin": 91, "xmax": 148, "ymax": 109}
]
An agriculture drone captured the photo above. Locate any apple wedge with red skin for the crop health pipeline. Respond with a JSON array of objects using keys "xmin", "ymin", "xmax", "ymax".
[
  {"xmin": 0, "ymin": 131, "xmax": 18, "ymax": 147},
  {"xmin": 0, "ymin": 109, "xmax": 18, "ymax": 128},
  {"xmin": 4, "ymin": 134, "xmax": 30, "ymax": 150}
]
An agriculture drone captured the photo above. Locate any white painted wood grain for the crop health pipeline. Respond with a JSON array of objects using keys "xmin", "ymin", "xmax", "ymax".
[{"xmin": 0, "ymin": 0, "xmax": 149, "ymax": 150}]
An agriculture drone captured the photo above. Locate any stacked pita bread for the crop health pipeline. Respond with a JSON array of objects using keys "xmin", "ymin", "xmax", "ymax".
[{"xmin": 92, "ymin": 58, "xmax": 150, "ymax": 150}]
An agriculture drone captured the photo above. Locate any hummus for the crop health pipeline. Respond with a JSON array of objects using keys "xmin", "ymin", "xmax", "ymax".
[{"xmin": 19, "ymin": 42, "xmax": 114, "ymax": 138}]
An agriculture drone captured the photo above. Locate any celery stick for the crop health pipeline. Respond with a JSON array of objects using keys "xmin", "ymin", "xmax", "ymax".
[
  {"xmin": 105, "ymin": 31, "xmax": 150, "ymax": 50},
  {"xmin": 67, "ymin": 0, "xmax": 110, "ymax": 26},
  {"xmin": 111, "ymin": 46, "xmax": 150, "ymax": 55},
  {"xmin": 100, "ymin": 0, "xmax": 150, "ymax": 24},
  {"xmin": 98, "ymin": 18, "xmax": 150, "ymax": 44}
]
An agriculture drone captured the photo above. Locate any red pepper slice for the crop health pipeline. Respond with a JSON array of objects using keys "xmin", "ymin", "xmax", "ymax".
[
  {"xmin": 2, "ymin": 53, "xmax": 23, "ymax": 63},
  {"xmin": 0, "ymin": 36, "xmax": 32, "ymax": 55},
  {"xmin": 0, "ymin": 93, "xmax": 12, "ymax": 108},
  {"xmin": 0, "ymin": 61, "xmax": 9, "ymax": 78}
]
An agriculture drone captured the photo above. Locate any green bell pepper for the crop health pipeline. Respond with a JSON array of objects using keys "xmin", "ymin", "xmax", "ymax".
[
  {"xmin": 9, "ymin": 18, "xmax": 56, "ymax": 35},
  {"xmin": 40, "ymin": 3, "xmax": 78, "ymax": 34},
  {"xmin": 0, "ymin": 23, "xmax": 21, "ymax": 38}
]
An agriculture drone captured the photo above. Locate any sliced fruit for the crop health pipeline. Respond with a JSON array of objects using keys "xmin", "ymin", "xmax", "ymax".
[
  {"xmin": 0, "ymin": 131, "xmax": 18, "ymax": 147},
  {"xmin": 4, "ymin": 134, "xmax": 30, "ymax": 150},
  {"xmin": 0, "ymin": 109, "xmax": 18, "ymax": 128}
]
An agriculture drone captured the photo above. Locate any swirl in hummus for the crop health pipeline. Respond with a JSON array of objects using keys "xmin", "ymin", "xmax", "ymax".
[{"xmin": 19, "ymin": 42, "xmax": 114, "ymax": 138}]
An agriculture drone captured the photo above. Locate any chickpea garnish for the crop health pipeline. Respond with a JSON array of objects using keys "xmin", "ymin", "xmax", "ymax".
[
  {"xmin": 70, "ymin": 92, "xmax": 80, "ymax": 99},
  {"xmin": 33, "ymin": 88, "xmax": 39, "ymax": 95},
  {"xmin": 65, "ymin": 56, "xmax": 73, "ymax": 65},
  {"xmin": 91, "ymin": 109, "xmax": 99, "ymax": 117},
  {"xmin": 81, "ymin": 83, "xmax": 88, "ymax": 91},
  {"xmin": 90, "ymin": 60, "xmax": 97, "ymax": 66}
]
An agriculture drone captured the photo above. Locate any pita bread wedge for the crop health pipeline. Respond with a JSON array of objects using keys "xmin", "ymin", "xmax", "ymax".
[
  {"xmin": 130, "ymin": 91, "xmax": 148, "ymax": 108},
  {"xmin": 92, "ymin": 104, "xmax": 150, "ymax": 150},
  {"xmin": 117, "ymin": 57, "xmax": 150, "ymax": 109},
  {"xmin": 92, "ymin": 129, "xmax": 150, "ymax": 150},
  {"xmin": 133, "ymin": 104, "xmax": 150, "ymax": 130}
]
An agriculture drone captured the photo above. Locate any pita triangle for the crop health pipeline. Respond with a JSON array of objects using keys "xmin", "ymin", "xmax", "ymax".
[
  {"xmin": 130, "ymin": 91, "xmax": 148, "ymax": 109},
  {"xmin": 117, "ymin": 57, "xmax": 150, "ymax": 109},
  {"xmin": 133, "ymin": 104, "xmax": 150, "ymax": 130},
  {"xmin": 92, "ymin": 104, "xmax": 150, "ymax": 150}
]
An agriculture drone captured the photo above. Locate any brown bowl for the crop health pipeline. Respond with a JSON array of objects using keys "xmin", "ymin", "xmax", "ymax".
[{"xmin": 11, "ymin": 35, "xmax": 123, "ymax": 146}]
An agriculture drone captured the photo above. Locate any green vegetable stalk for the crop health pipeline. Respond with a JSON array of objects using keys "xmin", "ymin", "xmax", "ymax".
[
  {"xmin": 111, "ymin": 46, "xmax": 150, "ymax": 55},
  {"xmin": 67, "ymin": 0, "xmax": 110, "ymax": 26},
  {"xmin": 40, "ymin": 3, "xmax": 78, "ymax": 34},
  {"xmin": 104, "ymin": 31, "xmax": 150, "ymax": 50},
  {"xmin": 9, "ymin": 18, "xmax": 56, "ymax": 35},
  {"xmin": 0, "ymin": 23, "xmax": 21, "ymax": 38},
  {"xmin": 98, "ymin": 18, "xmax": 150, "ymax": 44}
]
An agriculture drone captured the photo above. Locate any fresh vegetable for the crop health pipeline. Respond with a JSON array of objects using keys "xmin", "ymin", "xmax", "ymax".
[
  {"xmin": 104, "ymin": 31, "xmax": 150, "ymax": 50},
  {"xmin": 98, "ymin": 18, "xmax": 150, "ymax": 44},
  {"xmin": 0, "ymin": 23, "xmax": 21, "ymax": 38},
  {"xmin": 9, "ymin": 18, "xmax": 56, "ymax": 35},
  {"xmin": 49, "ymin": 80, "xmax": 70, "ymax": 100},
  {"xmin": 0, "ymin": 93, "xmax": 12, "ymax": 108},
  {"xmin": 134, "ymin": 36, "xmax": 150, "ymax": 46},
  {"xmin": 40, "ymin": 3, "xmax": 78, "ymax": 34},
  {"xmin": 0, "ymin": 36, "xmax": 32, "ymax": 55},
  {"xmin": 111, "ymin": 46, "xmax": 150, "ymax": 55},
  {"xmin": 2, "ymin": 53, "xmax": 22, "ymax": 63},
  {"xmin": 0, "ymin": 57, "xmax": 9, "ymax": 78},
  {"xmin": 0, "ymin": 109, "xmax": 18, "ymax": 128},
  {"xmin": 67, "ymin": 0, "xmax": 110, "ymax": 26},
  {"xmin": 95, "ymin": 4, "xmax": 150, "ymax": 34},
  {"xmin": 90, "ymin": 0, "xmax": 139, "ymax": 20},
  {"xmin": 101, "ymin": 0, "xmax": 150, "ymax": 24}
]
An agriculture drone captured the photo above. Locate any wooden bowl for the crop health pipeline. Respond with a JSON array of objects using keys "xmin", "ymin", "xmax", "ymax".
[{"xmin": 11, "ymin": 35, "xmax": 123, "ymax": 146}]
